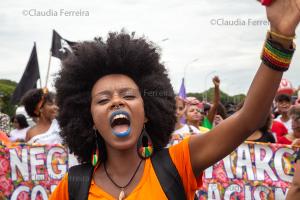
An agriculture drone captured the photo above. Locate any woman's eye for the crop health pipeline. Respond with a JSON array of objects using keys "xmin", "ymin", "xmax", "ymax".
[
  {"xmin": 124, "ymin": 95, "xmax": 135, "ymax": 100},
  {"xmin": 97, "ymin": 99, "xmax": 109, "ymax": 104}
]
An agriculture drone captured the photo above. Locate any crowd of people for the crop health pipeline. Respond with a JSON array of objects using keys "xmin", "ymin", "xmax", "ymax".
[
  {"xmin": 1, "ymin": 79, "xmax": 299, "ymax": 149},
  {"xmin": 0, "ymin": 87, "xmax": 63, "ymax": 145},
  {"xmin": 169, "ymin": 86, "xmax": 300, "ymax": 147}
]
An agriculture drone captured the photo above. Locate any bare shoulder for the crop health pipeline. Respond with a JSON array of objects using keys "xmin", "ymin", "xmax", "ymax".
[{"xmin": 25, "ymin": 126, "xmax": 39, "ymax": 141}]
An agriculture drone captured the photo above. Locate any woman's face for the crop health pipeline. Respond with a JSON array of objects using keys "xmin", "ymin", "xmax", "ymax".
[
  {"xmin": 12, "ymin": 119, "xmax": 20, "ymax": 129},
  {"xmin": 291, "ymin": 115, "xmax": 300, "ymax": 138},
  {"xmin": 186, "ymin": 105, "xmax": 203, "ymax": 124},
  {"xmin": 175, "ymin": 98, "xmax": 185, "ymax": 120},
  {"xmin": 276, "ymin": 100, "xmax": 292, "ymax": 114},
  {"xmin": 40, "ymin": 100, "xmax": 59, "ymax": 120},
  {"xmin": 91, "ymin": 74, "xmax": 146, "ymax": 150}
]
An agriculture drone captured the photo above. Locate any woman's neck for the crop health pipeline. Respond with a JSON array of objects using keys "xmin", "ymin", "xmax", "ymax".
[
  {"xmin": 105, "ymin": 145, "xmax": 142, "ymax": 176},
  {"xmin": 38, "ymin": 115, "xmax": 53, "ymax": 125},
  {"xmin": 280, "ymin": 113, "xmax": 290, "ymax": 122},
  {"xmin": 187, "ymin": 121, "xmax": 199, "ymax": 129},
  {"xmin": 175, "ymin": 121, "xmax": 184, "ymax": 130}
]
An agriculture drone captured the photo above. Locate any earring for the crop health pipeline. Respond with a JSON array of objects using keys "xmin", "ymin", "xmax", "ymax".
[
  {"xmin": 137, "ymin": 126, "xmax": 153, "ymax": 159},
  {"xmin": 91, "ymin": 128, "xmax": 100, "ymax": 167}
]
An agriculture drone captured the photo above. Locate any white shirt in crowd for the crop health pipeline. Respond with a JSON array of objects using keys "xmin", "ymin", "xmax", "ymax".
[
  {"xmin": 9, "ymin": 127, "xmax": 30, "ymax": 142},
  {"xmin": 274, "ymin": 115, "xmax": 293, "ymax": 135},
  {"xmin": 27, "ymin": 119, "xmax": 63, "ymax": 144}
]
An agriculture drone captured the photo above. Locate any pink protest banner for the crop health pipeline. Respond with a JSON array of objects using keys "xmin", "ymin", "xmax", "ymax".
[
  {"xmin": 198, "ymin": 142, "xmax": 299, "ymax": 200},
  {"xmin": 0, "ymin": 143, "xmax": 70, "ymax": 200},
  {"xmin": 0, "ymin": 142, "xmax": 298, "ymax": 199}
]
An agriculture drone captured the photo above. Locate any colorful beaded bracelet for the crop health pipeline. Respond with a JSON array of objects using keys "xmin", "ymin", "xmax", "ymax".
[
  {"xmin": 261, "ymin": 37, "xmax": 295, "ymax": 72},
  {"xmin": 269, "ymin": 30, "xmax": 296, "ymax": 40}
]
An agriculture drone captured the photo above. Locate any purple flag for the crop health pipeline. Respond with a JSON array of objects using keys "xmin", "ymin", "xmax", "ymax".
[
  {"xmin": 178, "ymin": 78, "xmax": 186, "ymax": 124},
  {"xmin": 178, "ymin": 78, "xmax": 186, "ymax": 99}
]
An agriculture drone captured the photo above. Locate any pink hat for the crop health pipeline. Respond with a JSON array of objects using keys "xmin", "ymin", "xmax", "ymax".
[
  {"xmin": 186, "ymin": 97, "xmax": 203, "ymax": 109},
  {"xmin": 277, "ymin": 78, "xmax": 294, "ymax": 95}
]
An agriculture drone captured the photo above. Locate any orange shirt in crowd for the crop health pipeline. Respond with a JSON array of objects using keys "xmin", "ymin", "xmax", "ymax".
[
  {"xmin": 0, "ymin": 130, "xmax": 11, "ymax": 146},
  {"xmin": 49, "ymin": 138, "xmax": 202, "ymax": 200}
]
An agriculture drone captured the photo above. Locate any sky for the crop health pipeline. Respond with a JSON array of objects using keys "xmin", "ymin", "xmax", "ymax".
[{"xmin": 1, "ymin": 0, "xmax": 299, "ymax": 96}]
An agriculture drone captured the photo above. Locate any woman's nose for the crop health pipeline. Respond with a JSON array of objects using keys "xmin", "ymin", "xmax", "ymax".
[{"xmin": 110, "ymin": 95, "xmax": 125, "ymax": 110}]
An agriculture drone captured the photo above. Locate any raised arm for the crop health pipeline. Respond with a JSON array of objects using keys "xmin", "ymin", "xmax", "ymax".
[
  {"xmin": 190, "ymin": 0, "xmax": 300, "ymax": 175},
  {"xmin": 206, "ymin": 76, "xmax": 220, "ymax": 124}
]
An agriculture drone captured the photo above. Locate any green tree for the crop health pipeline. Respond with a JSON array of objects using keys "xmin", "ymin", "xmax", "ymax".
[
  {"xmin": 187, "ymin": 87, "xmax": 246, "ymax": 105},
  {"xmin": 0, "ymin": 79, "xmax": 17, "ymax": 117}
]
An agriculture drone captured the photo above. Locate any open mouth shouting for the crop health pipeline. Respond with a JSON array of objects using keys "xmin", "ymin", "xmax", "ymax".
[{"xmin": 110, "ymin": 110, "xmax": 131, "ymax": 138}]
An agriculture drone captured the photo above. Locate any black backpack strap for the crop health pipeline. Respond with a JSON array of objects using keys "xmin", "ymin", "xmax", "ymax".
[
  {"xmin": 68, "ymin": 163, "xmax": 94, "ymax": 200},
  {"xmin": 151, "ymin": 148, "xmax": 187, "ymax": 200}
]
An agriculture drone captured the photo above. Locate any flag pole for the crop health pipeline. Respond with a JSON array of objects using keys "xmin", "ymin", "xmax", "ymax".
[
  {"xmin": 45, "ymin": 51, "xmax": 52, "ymax": 88},
  {"xmin": 39, "ymin": 77, "xmax": 42, "ymax": 88},
  {"xmin": 35, "ymin": 42, "xmax": 42, "ymax": 88}
]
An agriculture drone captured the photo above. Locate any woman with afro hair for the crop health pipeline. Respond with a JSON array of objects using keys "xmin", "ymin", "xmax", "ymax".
[
  {"xmin": 21, "ymin": 88, "xmax": 61, "ymax": 144},
  {"xmin": 50, "ymin": 1, "xmax": 300, "ymax": 199}
]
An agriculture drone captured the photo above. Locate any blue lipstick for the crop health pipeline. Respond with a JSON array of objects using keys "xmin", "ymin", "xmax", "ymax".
[{"xmin": 109, "ymin": 110, "xmax": 131, "ymax": 138}]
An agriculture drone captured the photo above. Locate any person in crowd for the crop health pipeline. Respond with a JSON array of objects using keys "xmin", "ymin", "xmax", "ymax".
[
  {"xmin": 170, "ymin": 76, "xmax": 220, "ymax": 145},
  {"xmin": 9, "ymin": 114, "xmax": 30, "ymax": 142},
  {"xmin": 21, "ymin": 88, "xmax": 62, "ymax": 144},
  {"xmin": 246, "ymin": 113, "xmax": 276, "ymax": 143},
  {"xmin": 272, "ymin": 104, "xmax": 300, "ymax": 145},
  {"xmin": 212, "ymin": 102, "xmax": 228, "ymax": 127},
  {"xmin": 237, "ymin": 102, "xmax": 275, "ymax": 143},
  {"xmin": 169, "ymin": 96, "xmax": 200, "ymax": 146},
  {"xmin": 286, "ymin": 149, "xmax": 300, "ymax": 200},
  {"xmin": 285, "ymin": 105, "xmax": 300, "ymax": 146},
  {"xmin": 174, "ymin": 96, "xmax": 186, "ymax": 131},
  {"xmin": 273, "ymin": 94, "xmax": 293, "ymax": 134},
  {"xmin": 272, "ymin": 119, "xmax": 291, "ymax": 144},
  {"xmin": 225, "ymin": 102, "xmax": 236, "ymax": 117},
  {"xmin": 185, "ymin": 97, "xmax": 210, "ymax": 134},
  {"xmin": 201, "ymin": 76, "xmax": 221, "ymax": 129},
  {"xmin": 16, "ymin": 106, "xmax": 35, "ymax": 126},
  {"xmin": 0, "ymin": 109, "xmax": 10, "ymax": 135},
  {"xmin": 50, "ymin": 2, "xmax": 300, "ymax": 199}
]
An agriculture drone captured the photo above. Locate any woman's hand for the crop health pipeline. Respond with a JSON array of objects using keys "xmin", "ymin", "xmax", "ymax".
[
  {"xmin": 212, "ymin": 76, "xmax": 220, "ymax": 88},
  {"xmin": 266, "ymin": 0, "xmax": 300, "ymax": 36}
]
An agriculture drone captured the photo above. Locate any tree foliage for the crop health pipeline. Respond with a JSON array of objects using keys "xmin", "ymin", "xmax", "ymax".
[
  {"xmin": 187, "ymin": 87, "xmax": 246, "ymax": 105},
  {"xmin": 0, "ymin": 79, "xmax": 17, "ymax": 117}
]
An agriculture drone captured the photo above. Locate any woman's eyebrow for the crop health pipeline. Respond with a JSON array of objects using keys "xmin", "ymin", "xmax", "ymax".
[
  {"xmin": 118, "ymin": 87, "xmax": 138, "ymax": 94},
  {"xmin": 93, "ymin": 90, "xmax": 111, "ymax": 97},
  {"xmin": 93, "ymin": 88, "xmax": 138, "ymax": 97}
]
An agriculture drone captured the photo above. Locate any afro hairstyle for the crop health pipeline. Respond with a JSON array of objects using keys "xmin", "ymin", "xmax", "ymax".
[
  {"xmin": 21, "ymin": 88, "xmax": 55, "ymax": 118},
  {"xmin": 55, "ymin": 31, "xmax": 176, "ymax": 163}
]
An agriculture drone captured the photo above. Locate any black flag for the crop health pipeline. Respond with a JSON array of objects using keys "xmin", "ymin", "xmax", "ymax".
[
  {"xmin": 50, "ymin": 29, "xmax": 76, "ymax": 60},
  {"xmin": 11, "ymin": 43, "xmax": 40, "ymax": 105}
]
